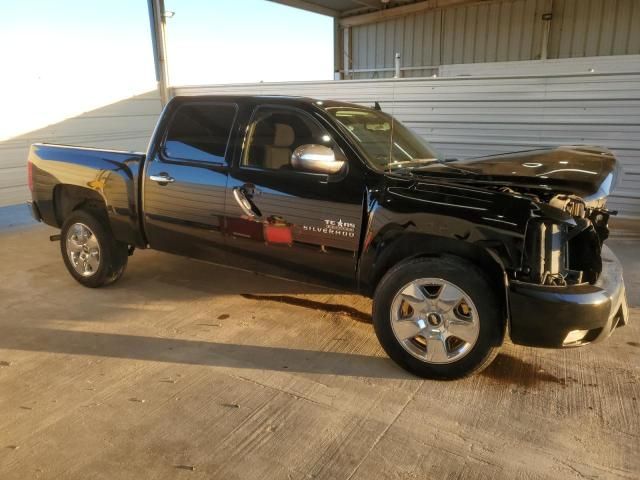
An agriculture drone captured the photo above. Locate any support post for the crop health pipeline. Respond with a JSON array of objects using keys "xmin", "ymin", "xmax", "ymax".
[
  {"xmin": 147, "ymin": 0, "xmax": 171, "ymax": 105},
  {"xmin": 540, "ymin": 0, "xmax": 554, "ymax": 61},
  {"xmin": 342, "ymin": 26, "xmax": 351, "ymax": 80},
  {"xmin": 333, "ymin": 18, "xmax": 341, "ymax": 80}
]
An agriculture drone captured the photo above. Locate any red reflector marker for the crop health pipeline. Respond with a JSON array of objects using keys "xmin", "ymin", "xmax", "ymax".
[{"xmin": 27, "ymin": 161, "xmax": 34, "ymax": 192}]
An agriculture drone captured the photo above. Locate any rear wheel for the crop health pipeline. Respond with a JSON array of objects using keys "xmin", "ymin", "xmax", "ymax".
[
  {"xmin": 373, "ymin": 256, "xmax": 502, "ymax": 379},
  {"xmin": 60, "ymin": 210, "xmax": 128, "ymax": 288}
]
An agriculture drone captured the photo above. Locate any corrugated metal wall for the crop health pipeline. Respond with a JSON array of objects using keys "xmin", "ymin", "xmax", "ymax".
[
  {"xmin": 351, "ymin": 7, "xmax": 443, "ymax": 78},
  {"xmin": 346, "ymin": 0, "xmax": 640, "ymax": 79},
  {"xmin": 439, "ymin": 54, "xmax": 640, "ymax": 75},
  {"xmin": 440, "ymin": 0, "xmax": 546, "ymax": 64},
  {"xmin": 174, "ymin": 57, "xmax": 640, "ymax": 217},
  {"xmin": 0, "ymin": 92, "xmax": 161, "ymax": 207},
  {"xmin": 550, "ymin": 0, "xmax": 640, "ymax": 58}
]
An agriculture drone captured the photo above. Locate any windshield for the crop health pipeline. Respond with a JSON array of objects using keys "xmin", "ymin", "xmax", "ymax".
[{"xmin": 326, "ymin": 107, "xmax": 441, "ymax": 171}]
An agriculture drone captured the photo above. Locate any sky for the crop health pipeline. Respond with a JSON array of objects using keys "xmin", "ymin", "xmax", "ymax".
[{"xmin": 0, "ymin": 0, "xmax": 334, "ymax": 141}]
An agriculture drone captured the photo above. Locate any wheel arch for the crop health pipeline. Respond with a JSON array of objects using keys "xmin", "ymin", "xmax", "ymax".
[
  {"xmin": 53, "ymin": 184, "xmax": 108, "ymax": 227},
  {"xmin": 52, "ymin": 184, "xmax": 142, "ymax": 247},
  {"xmin": 361, "ymin": 232, "xmax": 509, "ymax": 342}
]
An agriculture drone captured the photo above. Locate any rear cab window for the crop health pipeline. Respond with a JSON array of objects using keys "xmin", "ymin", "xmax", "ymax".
[{"xmin": 163, "ymin": 103, "xmax": 238, "ymax": 163}]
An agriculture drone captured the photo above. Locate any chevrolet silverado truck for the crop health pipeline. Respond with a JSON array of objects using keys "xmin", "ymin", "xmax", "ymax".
[{"xmin": 27, "ymin": 95, "xmax": 629, "ymax": 379}]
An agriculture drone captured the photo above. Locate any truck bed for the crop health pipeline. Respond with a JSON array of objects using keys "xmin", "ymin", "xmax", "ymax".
[{"xmin": 28, "ymin": 143, "xmax": 146, "ymax": 247}]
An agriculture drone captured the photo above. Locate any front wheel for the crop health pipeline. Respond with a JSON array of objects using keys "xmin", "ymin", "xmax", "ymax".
[
  {"xmin": 60, "ymin": 210, "xmax": 128, "ymax": 288},
  {"xmin": 373, "ymin": 257, "xmax": 502, "ymax": 379}
]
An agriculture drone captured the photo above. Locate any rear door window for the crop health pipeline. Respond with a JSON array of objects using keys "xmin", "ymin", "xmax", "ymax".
[{"xmin": 164, "ymin": 103, "xmax": 237, "ymax": 163}]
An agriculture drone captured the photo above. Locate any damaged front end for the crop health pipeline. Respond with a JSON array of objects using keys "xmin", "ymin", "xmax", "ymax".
[
  {"xmin": 507, "ymin": 190, "xmax": 628, "ymax": 349},
  {"xmin": 386, "ymin": 144, "xmax": 629, "ymax": 348},
  {"xmin": 519, "ymin": 195, "xmax": 612, "ymax": 287}
]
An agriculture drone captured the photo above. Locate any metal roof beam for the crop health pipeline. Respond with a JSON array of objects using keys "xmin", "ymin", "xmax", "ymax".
[
  {"xmin": 267, "ymin": 0, "xmax": 340, "ymax": 17},
  {"xmin": 349, "ymin": 0, "xmax": 386, "ymax": 10},
  {"xmin": 339, "ymin": 0, "xmax": 493, "ymax": 25}
]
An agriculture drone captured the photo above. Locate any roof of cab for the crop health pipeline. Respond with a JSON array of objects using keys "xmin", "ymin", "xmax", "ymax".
[{"xmin": 170, "ymin": 94, "xmax": 370, "ymax": 110}]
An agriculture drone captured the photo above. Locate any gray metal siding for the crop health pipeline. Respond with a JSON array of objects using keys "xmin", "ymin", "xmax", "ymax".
[
  {"xmin": 550, "ymin": 0, "xmax": 640, "ymax": 59},
  {"xmin": 440, "ymin": 0, "xmax": 546, "ymax": 64},
  {"xmin": 351, "ymin": 8, "xmax": 442, "ymax": 78},
  {"xmin": 440, "ymin": 54, "xmax": 640, "ymax": 75},
  {"xmin": 346, "ymin": 0, "xmax": 640, "ymax": 79},
  {"xmin": 0, "ymin": 92, "xmax": 161, "ymax": 207},
  {"xmin": 175, "ymin": 58, "xmax": 640, "ymax": 218}
]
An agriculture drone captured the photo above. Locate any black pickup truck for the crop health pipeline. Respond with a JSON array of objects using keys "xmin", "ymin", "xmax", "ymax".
[{"xmin": 27, "ymin": 95, "xmax": 628, "ymax": 379}]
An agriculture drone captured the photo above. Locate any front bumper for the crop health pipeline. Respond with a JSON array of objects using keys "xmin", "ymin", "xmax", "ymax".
[{"xmin": 508, "ymin": 245, "xmax": 628, "ymax": 348}]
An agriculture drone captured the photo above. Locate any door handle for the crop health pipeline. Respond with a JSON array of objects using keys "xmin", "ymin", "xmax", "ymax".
[
  {"xmin": 233, "ymin": 187, "xmax": 261, "ymax": 218},
  {"xmin": 240, "ymin": 183, "xmax": 260, "ymax": 198},
  {"xmin": 149, "ymin": 173, "xmax": 175, "ymax": 184}
]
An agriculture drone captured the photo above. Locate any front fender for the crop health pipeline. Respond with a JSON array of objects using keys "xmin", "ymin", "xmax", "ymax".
[{"xmin": 358, "ymin": 181, "xmax": 534, "ymax": 293}]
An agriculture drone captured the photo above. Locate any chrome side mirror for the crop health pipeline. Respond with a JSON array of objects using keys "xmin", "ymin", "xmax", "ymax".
[{"xmin": 291, "ymin": 144, "xmax": 345, "ymax": 174}]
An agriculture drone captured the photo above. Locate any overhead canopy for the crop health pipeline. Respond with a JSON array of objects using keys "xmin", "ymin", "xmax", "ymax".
[
  {"xmin": 270, "ymin": 0, "xmax": 489, "ymax": 26},
  {"xmin": 268, "ymin": 0, "xmax": 422, "ymax": 18}
]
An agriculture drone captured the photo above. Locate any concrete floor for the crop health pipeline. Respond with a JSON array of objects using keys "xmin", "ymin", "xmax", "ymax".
[{"xmin": 0, "ymin": 223, "xmax": 638, "ymax": 480}]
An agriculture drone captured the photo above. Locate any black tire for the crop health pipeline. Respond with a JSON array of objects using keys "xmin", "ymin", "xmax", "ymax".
[
  {"xmin": 372, "ymin": 256, "xmax": 502, "ymax": 379},
  {"xmin": 60, "ymin": 209, "xmax": 128, "ymax": 288}
]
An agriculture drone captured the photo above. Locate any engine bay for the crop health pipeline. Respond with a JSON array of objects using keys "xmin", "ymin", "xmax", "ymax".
[{"xmin": 503, "ymin": 188, "xmax": 615, "ymax": 287}]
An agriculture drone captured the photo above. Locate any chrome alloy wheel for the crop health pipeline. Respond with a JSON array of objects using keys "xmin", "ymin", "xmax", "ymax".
[
  {"xmin": 65, "ymin": 222, "xmax": 101, "ymax": 277},
  {"xmin": 390, "ymin": 278, "xmax": 480, "ymax": 364}
]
